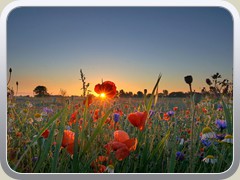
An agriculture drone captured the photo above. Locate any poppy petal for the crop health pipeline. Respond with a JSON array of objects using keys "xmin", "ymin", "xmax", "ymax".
[{"xmin": 114, "ymin": 130, "xmax": 130, "ymax": 143}]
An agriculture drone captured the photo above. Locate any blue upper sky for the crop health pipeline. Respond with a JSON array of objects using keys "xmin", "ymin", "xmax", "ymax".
[{"xmin": 7, "ymin": 7, "xmax": 233, "ymax": 96}]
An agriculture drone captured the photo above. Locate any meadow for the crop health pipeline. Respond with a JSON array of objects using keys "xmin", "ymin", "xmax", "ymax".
[{"xmin": 7, "ymin": 75, "xmax": 233, "ymax": 173}]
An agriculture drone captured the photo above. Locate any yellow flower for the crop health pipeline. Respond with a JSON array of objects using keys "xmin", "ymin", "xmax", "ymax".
[
  {"xmin": 222, "ymin": 134, "xmax": 233, "ymax": 144},
  {"xmin": 202, "ymin": 155, "xmax": 217, "ymax": 164},
  {"xmin": 201, "ymin": 127, "xmax": 216, "ymax": 140},
  {"xmin": 34, "ymin": 113, "xmax": 42, "ymax": 122},
  {"xmin": 105, "ymin": 165, "xmax": 114, "ymax": 173}
]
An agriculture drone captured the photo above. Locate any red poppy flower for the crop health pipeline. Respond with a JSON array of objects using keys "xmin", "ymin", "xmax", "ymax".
[
  {"xmin": 62, "ymin": 130, "xmax": 75, "ymax": 147},
  {"xmin": 127, "ymin": 111, "xmax": 148, "ymax": 131},
  {"xmin": 104, "ymin": 130, "xmax": 138, "ymax": 161},
  {"xmin": 202, "ymin": 108, "xmax": 207, "ymax": 113},
  {"xmin": 115, "ymin": 146, "xmax": 130, "ymax": 161},
  {"xmin": 173, "ymin": 107, "xmax": 178, "ymax": 111},
  {"xmin": 94, "ymin": 81, "xmax": 117, "ymax": 99},
  {"xmin": 69, "ymin": 111, "xmax": 77, "ymax": 126},
  {"xmin": 83, "ymin": 94, "xmax": 94, "ymax": 107},
  {"xmin": 114, "ymin": 130, "xmax": 129, "ymax": 143},
  {"xmin": 163, "ymin": 113, "xmax": 170, "ymax": 121},
  {"xmin": 42, "ymin": 129, "xmax": 50, "ymax": 139}
]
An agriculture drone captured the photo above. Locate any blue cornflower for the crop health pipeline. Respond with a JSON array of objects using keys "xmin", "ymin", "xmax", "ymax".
[
  {"xmin": 215, "ymin": 119, "xmax": 227, "ymax": 130},
  {"xmin": 201, "ymin": 139, "xmax": 212, "ymax": 147},
  {"xmin": 43, "ymin": 107, "xmax": 53, "ymax": 114},
  {"xmin": 167, "ymin": 110, "xmax": 174, "ymax": 117},
  {"xmin": 176, "ymin": 151, "xmax": 185, "ymax": 161},
  {"xmin": 216, "ymin": 134, "xmax": 226, "ymax": 140},
  {"xmin": 113, "ymin": 113, "xmax": 120, "ymax": 123}
]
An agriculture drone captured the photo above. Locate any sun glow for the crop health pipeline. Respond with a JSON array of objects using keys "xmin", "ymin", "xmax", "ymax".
[{"xmin": 100, "ymin": 93, "xmax": 106, "ymax": 98}]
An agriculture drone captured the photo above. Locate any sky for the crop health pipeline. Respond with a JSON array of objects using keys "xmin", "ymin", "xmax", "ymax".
[{"xmin": 7, "ymin": 7, "xmax": 233, "ymax": 96}]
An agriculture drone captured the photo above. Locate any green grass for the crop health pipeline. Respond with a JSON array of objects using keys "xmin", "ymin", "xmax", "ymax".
[{"xmin": 7, "ymin": 92, "xmax": 233, "ymax": 173}]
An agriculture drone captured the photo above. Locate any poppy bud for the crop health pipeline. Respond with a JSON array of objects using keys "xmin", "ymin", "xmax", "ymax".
[
  {"xmin": 206, "ymin": 78, "xmax": 212, "ymax": 85},
  {"xmin": 9, "ymin": 68, "xmax": 12, "ymax": 73},
  {"xmin": 184, "ymin": 75, "xmax": 193, "ymax": 85},
  {"xmin": 16, "ymin": 81, "xmax": 19, "ymax": 86},
  {"xmin": 144, "ymin": 89, "xmax": 147, "ymax": 95}
]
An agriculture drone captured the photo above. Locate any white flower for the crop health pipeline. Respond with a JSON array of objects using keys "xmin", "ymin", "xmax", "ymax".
[
  {"xmin": 34, "ymin": 113, "xmax": 43, "ymax": 122},
  {"xmin": 26, "ymin": 101, "xmax": 33, "ymax": 108},
  {"xmin": 201, "ymin": 127, "xmax": 216, "ymax": 140},
  {"xmin": 222, "ymin": 135, "xmax": 233, "ymax": 144},
  {"xmin": 202, "ymin": 155, "xmax": 217, "ymax": 164},
  {"xmin": 105, "ymin": 165, "xmax": 114, "ymax": 173},
  {"xmin": 32, "ymin": 135, "xmax": 38, "ymax": 146},
  {"xmin": 180, "ymin": 138, "xmax": 184, "ymax": 145},
  {"xmin": 8, "ymin": 103, "xmax": 16, "ymax": 108},
  {"xmin": 41, "ymin": 111, "xmax": 48, "ymax": 117}
]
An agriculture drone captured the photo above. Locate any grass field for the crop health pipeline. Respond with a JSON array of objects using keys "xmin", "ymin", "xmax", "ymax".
[{"xmin": 7, "ymin": 91, "xmax": 233, "ymax": 173}]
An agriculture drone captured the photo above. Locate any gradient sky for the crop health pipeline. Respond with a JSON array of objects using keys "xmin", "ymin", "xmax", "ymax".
[{"xmin": 7, "ymin": 7, "xmax": 233, "ymax": 96}]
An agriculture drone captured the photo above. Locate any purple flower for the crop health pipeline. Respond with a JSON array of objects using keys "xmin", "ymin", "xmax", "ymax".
[
  {"xmin": 176, "ymin": 151, "xmax": 184, "ymax": 161},
  {"xmin": 167, "ymin": 110, "xmax": 174, "ymax": 117},
  {"xmin": 215, "ymin": 119, "xmax": 227, "ymax": 130},
  {"xmin": 149, "ymin": 110, "xmax": 155, "ymax": 118},
  {"xmin": 32, "ymin": 156, "xmax": 38, "ymax": 163},
  {"xmin": 43, "ymin": 107, "xmax": 53, "ymax": 114},
  {"xmin": 113, "ymin": 113, "xmax": 120, "ymax": 123},
  {"xmin": 217, "ymin": 104, "xmax": 223, "ymax": 111},
  {"xmin": 216, "ymin": 134, "xmax": 226, "ymax": 140},
  {"xmin": 201, "ymin": 139, "xmax": 211, "ymax": 147}
]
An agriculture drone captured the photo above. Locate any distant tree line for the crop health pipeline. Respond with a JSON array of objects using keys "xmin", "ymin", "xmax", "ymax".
[{"xmin": 117, "ymin": 89, "xmax": 203, "ymax": 98}]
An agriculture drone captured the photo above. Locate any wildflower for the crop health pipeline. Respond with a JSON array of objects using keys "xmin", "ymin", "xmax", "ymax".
[
  {"xmin": 26, "ymin": 101, "xmax": 33, "ymax": 108},
  {"xmin": 61, "ymin": 130, "xmax": 76, "ymax": 155},
  {"xmin": 16, "ymin": 132, "xmax": 22, "ymax": 137},
  {"xmin": 222, "ymin": 134, "xmax": 233, "ymax": 144},
  {"xmin": 201, "ymin": 127, "xmax": 216, "ymax": 140},
  {"xmin": 184, "ymin": 75, "xmax": 193, "ymax": 85},
  {"xmin": 8, "ymin": 103, "xmax": 16, "ymax": 108},
  {"xmin": 41, "ymin": 129, "xmax": 50, "ymax": 139},
  {"xmin": 167, "ymin": 110, "xmax": 174, "ymax": 117},
  {"xmin": 202, "ymin": 155, "xmax": 217, "ymax": 164},
  {"xmin": 21, "ymin": 109, "xmax": 28, "ymax": 114},
  {"xmin": 163, "ymin": 113, "xmax": 170, "ymax": 121},
  {"xmin": 201, "ymin": 139, "xmax": 212, "ymax": 147},
  {"xmin": 149, "ymin": 110, "xmax": 155, "ymax": 118},
  {"xmin": 113, "ymin": 113, "xmax": 120, "ymax": 123},
  {"xmin": 173, "ymin": 107, "xmax": 178, "ymax": 111},
  {"xmin": 105, "ymin": 131, "xmax": 138, "ymax": 161},
  {"xmin": 43, "ymin": 107, "xmax": 53, "ymax": 114},
  {"xmin": 217, "ymin": 104, "xmax": 223, "ymax": 111},
  {"xmin": 215, "ymin": 119, "xmax": 227, "ymax": 130},
  {"xmin": 94, "ymin": 81, "xmax": 117, "ymax": 99},
  {"xmin": 186, "ymin": 109, "xmax": 190, "ymax": 115},
  {"xmin": 105, "ymin": 164, "xmax": 114, "ymax": 173},
  {"xmin": 28, "ymin": 118, "xmax": 34, "ymax": 124},
  {"xmin": 69, "ymin": 111, "xmax": 78, "ymax": 125},
  {"xmin": 93, "ymin": 109, "xmax": 100, "ymax": 122},
  {"xmin": 179, "ymin": 138, "xmax": 184, "ymax": 145},
  {"xmin": 202, "ymin": 108, "xmax": 207, "ymax": 113},
  {"xmin": 83, "ymin": 94, "xmax": 94, "ymax": 107},
  {"xmin": 127, "ymin": 111, "xmax": 148, "ymax": 131},
  {"xmin": 32, "ymin": 156, "xmax": 38, "ymax": 163},
  {"xmin": 206, "ymin": 78, "xmax": 212, "ymax": 86},
  {"xmin": 114, "ymin": 130, "xmax": 130, "ymax": 143},
  {"xmin": 176, "ymin": 151, "xmax": 185, "ymax": 161},
  {"xmin": 216, "ymin": 134, "xmax": 225, "ymax": 140},
  {"xmin": 34, "ymin": 113, "xmax": 43, "ymax": 122}
]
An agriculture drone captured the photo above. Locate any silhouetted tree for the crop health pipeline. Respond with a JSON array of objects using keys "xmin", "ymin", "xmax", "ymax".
[
  {"xmin": 33, "ymin": 86, "xmax": 49, "ymax": 97},
  {"xmin": 163, "ymin": 90, "xmax": 168, "ymax": 97},
  {"xmin": 168, "ymin": 91, "xmax": 186, "ymax": 98},
  {"xmin": 137, "ymin": 91, "xmax": 144, "ymax": 98}
]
